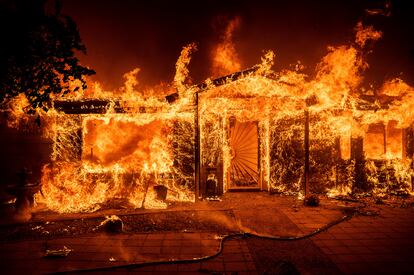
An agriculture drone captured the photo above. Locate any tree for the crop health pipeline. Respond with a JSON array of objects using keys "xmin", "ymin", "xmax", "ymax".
[{"xmin": 0, "ymin": 0, "xmax": 95, "ymax": 111}]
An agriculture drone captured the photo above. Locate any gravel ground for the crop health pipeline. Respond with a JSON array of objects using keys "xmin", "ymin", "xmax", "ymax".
[{"xmin": 0, "ymin": 210, "xmax": 238, "ymax": 242}]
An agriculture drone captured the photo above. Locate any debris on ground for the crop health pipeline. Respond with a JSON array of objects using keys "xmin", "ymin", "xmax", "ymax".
[
  {"xmin": 304, "ymin": 194, "xmax": 320, "ymax": 207},
  {"xmin": 340, "ymin": 206, "xmax": 357, "ymax": 216},
  {"xmin": 206, "ymin": 196, "xmax": 222, "ymax": 201},
  {"xmin": 31, "ymin": 225, "xmax": 43, "ymax": 231},
  {"xmin": 399, "ymin": 201, "xmax": 414, "ymax": 208},
  {"xmin": 95, "ymin": 215, "xmax": 124, "ymax": 233},
  {"xmin": 44, "ymin": 246, "xmax": 73, "ymax": 258},
  {"xmin": 358, "ymin": 209, "xmax": 379, "ymax": 216},
  {"xmin": 0, "ymin": 210, "xmax": 236, "ymax": 241},
  {"xmin": 109, "ymin": 257, "xmax": 116, "ymax": 262},
  {"xmin": 331, "ymin": 195, "xmax": 359, "ymax": 203}
]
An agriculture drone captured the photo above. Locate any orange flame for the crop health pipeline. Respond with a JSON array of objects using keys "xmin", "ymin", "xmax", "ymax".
[
  {"xmin": 211, "ymin": 17, "xmax": 242, "ymax": 77},
  {"xmin": 355, "ymin": 21, "xmax": 383, "ymax": 48}
]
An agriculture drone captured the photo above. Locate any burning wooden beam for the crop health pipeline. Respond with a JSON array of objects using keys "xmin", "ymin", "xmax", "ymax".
[{"xmin": 53, "ymin": 99, "xmax": 163, "ymax": 114}]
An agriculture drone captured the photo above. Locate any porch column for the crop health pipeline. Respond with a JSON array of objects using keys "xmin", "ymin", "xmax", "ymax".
[
  {"xmin": 304, "ymin": 109, "xmax": 310, "ymax": 196},
  {"xmin": 194, "ymin": 92, "xmax": 200, "ymax": 200}
]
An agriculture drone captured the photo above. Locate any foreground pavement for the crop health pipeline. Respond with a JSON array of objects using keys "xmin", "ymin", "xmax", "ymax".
[{"xmin": 1, "ymin": 193, "xmax": 413, "ymax": 274}]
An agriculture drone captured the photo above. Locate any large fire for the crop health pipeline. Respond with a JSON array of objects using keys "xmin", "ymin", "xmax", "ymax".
[{"xmin": 5, "ymin": 20, "xmax": 414, "ymax": 213}]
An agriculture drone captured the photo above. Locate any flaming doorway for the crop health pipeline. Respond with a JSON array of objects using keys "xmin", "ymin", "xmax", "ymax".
[{"xmin": 228, "ymin": 117, "xmax": 260, "ymax": 189}]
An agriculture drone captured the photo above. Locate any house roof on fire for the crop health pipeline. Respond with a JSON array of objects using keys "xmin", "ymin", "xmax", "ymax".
[{"xmin": 54, "ymin": 67, "xmax": 398, "ymax": 115}]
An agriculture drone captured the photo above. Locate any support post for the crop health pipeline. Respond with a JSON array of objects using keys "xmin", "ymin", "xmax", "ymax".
[
  {"xmin": 408, "ymin": 125, "xmax": 414, "ymax": 191},
  {"xmin": 383, "ymin": 123, "xmax": 387, "ymax": 156},
  {"xmin": 304, "ymin": 109, "xmax": 310, "ymax": 196},
  {"xmin": 194, "ymin": 92, "xmax": 200, "ymax": 201},
  {"xmin": 402, "ymin": 128, "xmax": 407, "ymax": 160},
  {"xmin": 351, "ymin": 136, "xmax": 365, "ymax": 191},
  {"xmin": 334, "ymin": 136, "xmax": 341, "ymax": 188}
]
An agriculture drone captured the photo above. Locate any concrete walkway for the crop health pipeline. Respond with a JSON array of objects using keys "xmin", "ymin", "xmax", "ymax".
[
  {"xmin": 310, "ymin": 206, "xmax": 414, "ymax": 274},
  {"xmin": 0, "ymin": 232, "xmax": 256, "ymax": 274},
  {"xmin": 1, "ymin": 194, "xmax": 413, "ymax": 274}
]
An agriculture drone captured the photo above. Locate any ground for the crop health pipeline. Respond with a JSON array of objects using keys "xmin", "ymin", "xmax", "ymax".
[{"xmin": 1, "ymin": 192, "xmax": 414, "ymax": 274}]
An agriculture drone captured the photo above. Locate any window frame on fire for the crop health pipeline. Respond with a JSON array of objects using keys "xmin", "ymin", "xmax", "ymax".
[{"xmin": 363, "ymin": 121, "xmax": 404, "ymax": 160}]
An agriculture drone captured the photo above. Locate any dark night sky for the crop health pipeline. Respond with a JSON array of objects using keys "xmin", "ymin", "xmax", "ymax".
[{"xmin": 60, "ymin": 0, "xmax": 414, "ymax": 90}]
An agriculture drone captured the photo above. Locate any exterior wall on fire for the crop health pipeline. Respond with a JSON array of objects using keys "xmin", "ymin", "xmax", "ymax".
[
  {"xmin": 351, "ymin": 123, "xmax": 413, "ymax": 192},
  {"xmin": 54, "ymin": 115, "xmax": 83, "ymax": 162}
]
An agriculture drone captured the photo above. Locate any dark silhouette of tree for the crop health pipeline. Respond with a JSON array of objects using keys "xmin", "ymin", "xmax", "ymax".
[{"xmin": 0, "ymin": 0, "xmax": 95, "ymax": 111}]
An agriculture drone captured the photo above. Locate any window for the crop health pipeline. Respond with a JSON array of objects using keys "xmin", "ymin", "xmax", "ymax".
[{"xmin": 364, "ymin": 121, "xmax": 402, "ymax": 159}]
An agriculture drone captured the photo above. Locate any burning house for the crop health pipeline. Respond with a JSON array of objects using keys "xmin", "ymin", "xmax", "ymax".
[
  {"xmin": 3, "ymin": 1, "xmax": 414, "ymax": 273},
  {"xmin": 1, "ymin": 21, "xmax": 413, "ymax": 214}
]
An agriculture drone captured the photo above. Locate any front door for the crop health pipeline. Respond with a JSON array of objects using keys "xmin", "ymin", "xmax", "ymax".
[{"xmin": 228, "ymin": 117, "xmax": 260, "ymax": 189}]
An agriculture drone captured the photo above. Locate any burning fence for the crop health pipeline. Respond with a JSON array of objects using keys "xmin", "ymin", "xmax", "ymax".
[{"xmin": 3, "ymin": 21, "xmax": 414, "ymax": 213}]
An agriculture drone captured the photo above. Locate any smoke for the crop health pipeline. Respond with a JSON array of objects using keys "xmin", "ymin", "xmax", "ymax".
[{"xmin": 61, "ymin": 0, "xmax": 414, "ymax": 90}]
